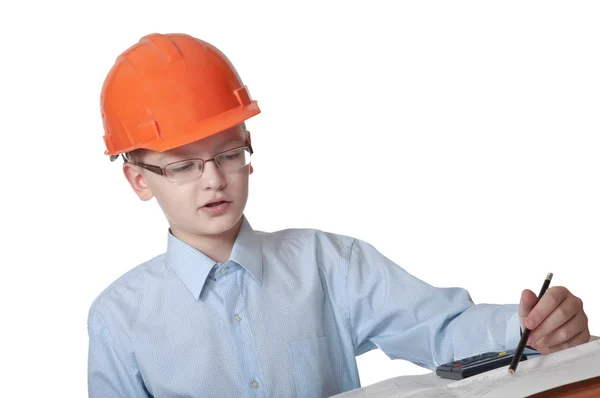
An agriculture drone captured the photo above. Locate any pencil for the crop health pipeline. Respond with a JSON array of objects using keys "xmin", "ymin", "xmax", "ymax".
[{"xmin": 508, "ymin": 272, "xmax": 553, "ymax": 375}]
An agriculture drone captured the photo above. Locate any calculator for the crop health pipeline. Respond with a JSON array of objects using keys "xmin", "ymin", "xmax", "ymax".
[{"xmin": 435, "ymin": 349, "xmax": 528, "ymax": 380}]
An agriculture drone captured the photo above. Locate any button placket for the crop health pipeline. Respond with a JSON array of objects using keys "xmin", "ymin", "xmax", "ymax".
[{"xmin": 219, "ymin": 265, "xmax": 267, "ymax": 396}]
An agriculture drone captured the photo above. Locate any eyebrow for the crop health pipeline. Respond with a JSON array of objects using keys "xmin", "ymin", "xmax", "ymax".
[
  {"xmin": 154, "ymin": 138, "xmax": 246, "ymax": 163},
  {"xmin": 217, "ymin": 137, "xmax": 246, "ymax": 150}
]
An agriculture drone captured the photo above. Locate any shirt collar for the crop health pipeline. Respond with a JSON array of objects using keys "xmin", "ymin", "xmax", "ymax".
[
  {"xmin": 228, "ymin": 217, "xmax": 263, "ymax": 284},
  {"xmin": 166, "ymin": 216, "xmax": 263, "ymax": 299}
]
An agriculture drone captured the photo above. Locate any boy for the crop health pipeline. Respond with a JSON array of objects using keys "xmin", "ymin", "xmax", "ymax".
[{"xmin": 88, "ymin": 33, "xmax": 590, "ymax": 397}]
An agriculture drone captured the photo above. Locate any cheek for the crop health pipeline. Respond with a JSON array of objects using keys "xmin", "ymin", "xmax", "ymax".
[
  {"xmin": 153, "ymin": 184, "xmax": 197, "ymax": 216},
  {"xmin": 227, "ymin": 173, "xmax": 249, "ymax": 195}
]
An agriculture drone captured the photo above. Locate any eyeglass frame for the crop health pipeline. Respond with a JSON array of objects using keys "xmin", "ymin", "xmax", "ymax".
[{"xmin": 127, "ymin": 140, "xmax": 254, "ymax": 182}]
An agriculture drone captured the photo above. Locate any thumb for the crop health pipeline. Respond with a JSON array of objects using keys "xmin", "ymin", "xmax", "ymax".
[{"xmin": 519, "ymin": 289, "xmax": 537, "ymax": 329}]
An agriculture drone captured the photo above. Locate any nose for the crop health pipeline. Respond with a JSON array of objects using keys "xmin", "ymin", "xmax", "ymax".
[{"xmin": 200, "ymin": 160, "xmax": 226, "ymax": 190}]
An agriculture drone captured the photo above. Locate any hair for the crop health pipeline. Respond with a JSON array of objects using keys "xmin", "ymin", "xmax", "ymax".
[{"xmin": 124, "ymin": 148, "xmax": 148, "ymax": 164}]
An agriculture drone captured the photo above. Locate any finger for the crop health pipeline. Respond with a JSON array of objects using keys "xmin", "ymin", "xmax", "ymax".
[
  {"xmin": 538, "ymin": 329, "xmax": 591, "ymax": 355},
  {"xmin": 519, "ymin": 289, "xmax": 538, "ymax": 327},
  {"xmin": 525, "ymin": 286, "xmax": 569, "ymax": 330},
  {"xmin": 528, "ymin": 293, "xmax": 580, "ymax": 343},
  {"xmin": 532, "ymin": 310, "xmax": 588, "ymax": 349}
]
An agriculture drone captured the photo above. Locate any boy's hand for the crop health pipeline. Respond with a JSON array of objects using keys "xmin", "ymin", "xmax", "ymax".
[{"xmin": 519, "ymin": 286, "xmax": 590, "ymax": 354}]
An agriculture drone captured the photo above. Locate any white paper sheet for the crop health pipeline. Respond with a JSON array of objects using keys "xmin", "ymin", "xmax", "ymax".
[{"xmin": 332, "ymin": 340, "xmax": 600, "ymax": 398}]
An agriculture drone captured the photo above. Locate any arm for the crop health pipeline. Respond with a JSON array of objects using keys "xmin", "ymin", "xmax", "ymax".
[
  {"xmin": 88, "ymin": 315, "xmax": 149, "ymax": 398},
  {"xmin": 346, "ymin": 238, "xmax": 520, "ymax": 370}
]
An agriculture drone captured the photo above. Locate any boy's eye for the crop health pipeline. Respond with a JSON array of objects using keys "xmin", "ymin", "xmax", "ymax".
[
  {"xmin": 223, "ymin": 152, "xmax": 241, "ymax": 160},
  {"xmin": 170, "ymin": 162, "xmax": 194, "ymax": 173}
]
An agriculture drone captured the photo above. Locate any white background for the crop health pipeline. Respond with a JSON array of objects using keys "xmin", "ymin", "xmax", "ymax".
[{"xmin": 1, "ymin": 0, "xmax": 599, "ymax": 396}]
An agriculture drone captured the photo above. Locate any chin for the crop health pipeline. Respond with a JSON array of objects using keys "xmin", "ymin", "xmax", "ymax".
[{"xmin": 198, "ymin": 214, "xmax": 242, "ymax": 236}]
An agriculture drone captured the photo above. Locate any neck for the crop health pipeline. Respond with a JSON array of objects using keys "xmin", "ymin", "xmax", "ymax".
[{"xmin": 171, "ymin": 217, "xmax": 243, "ymax": 263}]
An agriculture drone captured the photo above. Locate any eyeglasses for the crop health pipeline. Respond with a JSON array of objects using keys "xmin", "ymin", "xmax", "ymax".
[{"xmin": 131, "ymin": 142, "xmax": 254, "ymax": 183}]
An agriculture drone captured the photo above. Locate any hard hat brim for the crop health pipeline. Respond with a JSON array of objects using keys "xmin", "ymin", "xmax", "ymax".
[{"xmin": 104, "ymin": 102, "xmax": 260, "ymax": 156}]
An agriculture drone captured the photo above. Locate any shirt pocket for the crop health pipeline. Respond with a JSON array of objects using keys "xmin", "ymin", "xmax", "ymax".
[{"xmin": 288, "ymin": 336, "xmax": 338, "ymax": 398}]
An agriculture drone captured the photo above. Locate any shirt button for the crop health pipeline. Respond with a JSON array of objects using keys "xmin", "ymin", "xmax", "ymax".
[
  {"xmin": 251, "ymin": 380, "xmax": 259, "ymax": 389},
  {"xmin": 233, "ymin": 314, "xmax": 241, "ymax": 322}
]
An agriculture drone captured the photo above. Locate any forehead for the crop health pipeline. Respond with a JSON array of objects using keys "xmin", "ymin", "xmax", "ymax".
[{"xmin": 148, "ymin": 125, "xmax": 246, "ymax": 162}]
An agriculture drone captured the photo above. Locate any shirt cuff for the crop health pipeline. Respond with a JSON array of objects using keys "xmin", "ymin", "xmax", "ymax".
[{"xmin": 505, "ymin": 309, "xmax": 521, "ymax": 349}]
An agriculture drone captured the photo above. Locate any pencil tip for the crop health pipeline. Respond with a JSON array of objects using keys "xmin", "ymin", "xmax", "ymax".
[
  {"xmin": 546, "ymin": 273, "xmax": 553, "ymax": 280},
  {"xmin": 508, "ymin": 369, "xmax": 515, "ymax": 375}
]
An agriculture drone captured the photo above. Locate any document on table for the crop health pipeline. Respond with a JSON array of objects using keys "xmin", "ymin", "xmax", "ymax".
[{"xmin": 332, "ymin": 339, "xmax": 600, "ymax": 398}]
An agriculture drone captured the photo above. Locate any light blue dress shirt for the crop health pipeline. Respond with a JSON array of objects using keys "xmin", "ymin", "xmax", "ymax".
[{"xmin": 88, "ymin": 216, "xmax": 520, "ymax": 397}]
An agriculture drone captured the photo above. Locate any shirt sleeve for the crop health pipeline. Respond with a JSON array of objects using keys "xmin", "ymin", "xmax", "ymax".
[
  {"xmin": 346, "ymin": 238, "xmax": 520, "ymax": 370},
  {"xmin": 88, "ymin": 314, "xmax": 149, "ymax": 398}
]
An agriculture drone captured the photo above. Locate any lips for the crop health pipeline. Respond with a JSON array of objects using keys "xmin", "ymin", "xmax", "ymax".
[
  {"xmin": 202, "ymin": 199, "xmax": 231, "ymax": 208},
  {"xmin": 200, "ymin": 199, "xmax": 232, "ymax": 216},
  {"xmin": 204, "ymin": 200, "xmax": 227, "ymax": 208}
]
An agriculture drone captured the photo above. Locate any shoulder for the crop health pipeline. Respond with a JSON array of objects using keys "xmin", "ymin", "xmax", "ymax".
[
  {"xmin": 256, "ymin": 226, "xmax": 356, "ymax": 249},
  {"xmin": 253, "ymin": 226, "xmax": 358, "ymax": 271},
  {"xmin": 87, "ymin": 253, "xmax": 167, "ymax": 331}
]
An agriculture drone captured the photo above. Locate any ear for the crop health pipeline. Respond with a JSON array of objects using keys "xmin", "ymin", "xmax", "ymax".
[
  {"xmin": 123, "ymin": 163, "xmax": 154, "ymax": 201},
  {"xmin": 249, "ymin": 164, "xmax": 254, "ymax": 174}
]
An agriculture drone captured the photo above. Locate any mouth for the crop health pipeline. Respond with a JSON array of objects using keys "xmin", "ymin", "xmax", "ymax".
[
  {"xmin": 202, "ymin": 200, "xmax": 231, "ymax": 208},
  {"xmin": 200, "ymin": 199, "xmax": 232, "ymax": 216}
]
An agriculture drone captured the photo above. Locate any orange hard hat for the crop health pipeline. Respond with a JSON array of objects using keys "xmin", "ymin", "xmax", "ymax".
[{"xmin": 100, "ymin": 33, "xmax": 261, "ymax": 159}]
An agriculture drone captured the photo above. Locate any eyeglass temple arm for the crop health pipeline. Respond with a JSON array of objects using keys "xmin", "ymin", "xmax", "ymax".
[{"xmin": 137, "ymin": 163, "xmax": 165, "ymax": 176}]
